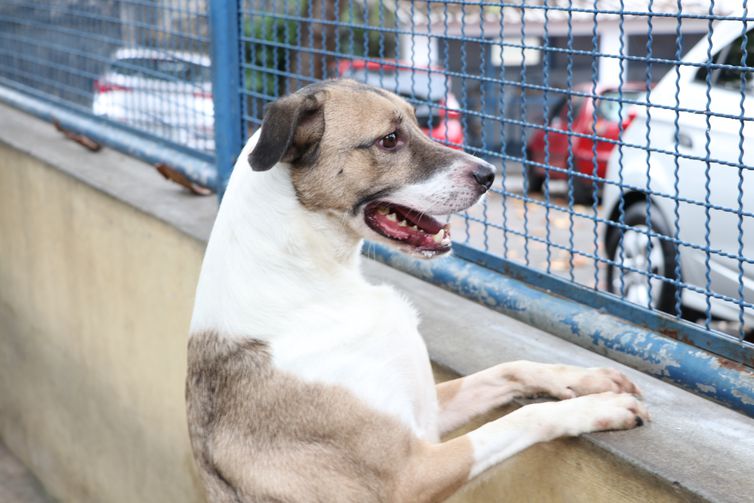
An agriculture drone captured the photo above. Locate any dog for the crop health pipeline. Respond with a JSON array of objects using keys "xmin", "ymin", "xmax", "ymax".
[{"xmin": 186, "ymin": 79, "xmax": 648, "ymax": 503}]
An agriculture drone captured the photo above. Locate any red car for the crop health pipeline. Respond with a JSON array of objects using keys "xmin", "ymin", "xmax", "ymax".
[
  {"xmin": 336, "ymin": 59, "xmax": 464, "ymax": 149},
  {"xmin": 525, "ymin": 82, "xmax": 645, "ymax": 204}
]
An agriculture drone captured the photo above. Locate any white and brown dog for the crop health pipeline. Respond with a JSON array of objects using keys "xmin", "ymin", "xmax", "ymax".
[{"xmin": 186, "ymin": 80, "xmax": 648, "ymax": 503}]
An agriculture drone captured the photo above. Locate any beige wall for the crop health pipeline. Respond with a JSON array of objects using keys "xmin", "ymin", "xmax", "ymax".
[
  {"xmin": 0, "ymin": 141, "xmax": 698, "ymax": 502},
  {"xmin": 0, "ymin": 146, "xmax": 205, "ymax": 503}
]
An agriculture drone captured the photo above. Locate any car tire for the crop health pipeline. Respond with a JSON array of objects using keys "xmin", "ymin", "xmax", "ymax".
[
  {"xmin": 605, "ymin": 201, "xmax": 679, "ymax": 315},
  {"xmin": 524, "ymin": 149, "xmax": 544, "ymax": 193}
]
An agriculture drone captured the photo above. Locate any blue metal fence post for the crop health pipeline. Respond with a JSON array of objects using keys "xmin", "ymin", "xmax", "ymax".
[{"xmin": 209, "ymin": 0, "xmax": 245, "ymax": 198}]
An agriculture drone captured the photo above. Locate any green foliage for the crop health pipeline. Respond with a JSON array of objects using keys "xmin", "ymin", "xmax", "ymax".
[
  {"xmin": 243, "ymin": 3, "xmax": 302, "ymax": 94},
  {"xmin": 339, "ymin": 1, "xmax": 397, "ymax": 59},
  {"xmin": 243, "ymin": 1, "xmax": 398, "ymax": 95}
]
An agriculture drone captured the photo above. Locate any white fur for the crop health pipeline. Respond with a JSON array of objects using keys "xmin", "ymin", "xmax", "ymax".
[
  {"xmin": 190, "ymin": 131, "xmax": 439, "ymax": 440},
  {"xmin": 467, "ymin": 392, "xmax": 646, "ymax": 477},
  {"xmin": 386, "ymin": 157, "xmax": 491, "ymax": 216}
]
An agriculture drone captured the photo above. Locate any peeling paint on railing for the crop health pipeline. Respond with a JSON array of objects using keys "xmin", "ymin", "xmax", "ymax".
[{"xmin": 366, "ymin": 242, "xmax": 754, "ymax": 418}]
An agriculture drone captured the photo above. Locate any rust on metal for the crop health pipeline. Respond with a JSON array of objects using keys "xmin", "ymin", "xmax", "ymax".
[
  {"xmin": 53, "ymin": 120, "xmax": 101, "ymax": 152},
  {"xmin": 155, "ymin": 163, "xmax": 214, "ymax": 196},
  {"xmin": 715, "ymin": 356, "xmax": 752, "ymax": 374}
]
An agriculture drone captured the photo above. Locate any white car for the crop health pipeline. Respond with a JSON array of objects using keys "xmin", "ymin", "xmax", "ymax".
[
  {"xmin": 92, "ymin": 48, "xmax": 214, "ymax": 151},
  {"xmin": 602, "ymin": 20, "xmax": 753, "ymax": 331}
]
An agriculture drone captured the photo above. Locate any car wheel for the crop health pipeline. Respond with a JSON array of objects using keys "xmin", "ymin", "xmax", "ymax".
[
  {"xmin": 605, "ymin": 201, "xmax": 679, "ymax": 314},
  {"xmin": 524, "ymin": 149, "xmax": 544, "ymax": 193}
]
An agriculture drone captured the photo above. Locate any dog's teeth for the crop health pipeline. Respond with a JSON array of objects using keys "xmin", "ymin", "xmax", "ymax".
[
  {"xmin": 410, "ymin": 225, "xmax": 419, "ymax": 231},
  {"xmin": 432, "ymin": 230, "xmax": 444, "ymax": 243},
  {"xmin": 398, "ymin": 220, "xmax": 407, "ymax": 227},
  {"xmin": 386, "ymin": 213, "xmax": 397, "ymax": 222},
  {"xmin": 377, "ymin": 207, "xmax": 389, "ymax": 215}
]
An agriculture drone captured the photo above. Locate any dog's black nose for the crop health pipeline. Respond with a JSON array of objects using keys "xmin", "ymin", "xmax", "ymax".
[{"xmin": 472, "ymin": 164, "xmax": 495, "ymax": 191}]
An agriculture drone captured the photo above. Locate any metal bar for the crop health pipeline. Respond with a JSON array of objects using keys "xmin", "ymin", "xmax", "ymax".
[
  {"xmin": 450, "ymin": 243, "xmax": 754, "ymax": 366},
  {"xmin": 209, "ymin": 0, "xmax": 244, "ymax": 198}
]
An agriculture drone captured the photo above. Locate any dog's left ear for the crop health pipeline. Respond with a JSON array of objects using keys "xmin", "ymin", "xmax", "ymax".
[{"xmin": 249, "ymin": 91, "xmax": 325, "ymax": 172}]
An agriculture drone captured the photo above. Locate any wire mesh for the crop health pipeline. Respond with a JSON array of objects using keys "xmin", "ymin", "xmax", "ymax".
[
  {"xmin": 0, "ymin": 0, "xmax": 213, "ymax": 155},
  {"xmin": 0, "ymin": 0, "xmax": 751, "ymax": 365},
  {"xmin": 238, "ymin": 0, "xmax": 753, "ymax": 363}
]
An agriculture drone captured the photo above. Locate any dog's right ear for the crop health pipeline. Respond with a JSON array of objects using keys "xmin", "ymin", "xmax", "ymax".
[{"xmin": 249, "ymin": 91, "xmax": 325, "ymax": 172}]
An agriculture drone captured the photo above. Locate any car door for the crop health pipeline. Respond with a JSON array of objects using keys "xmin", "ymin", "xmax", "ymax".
[
  {"xmin": 548, "ymin": 95, "xmax": 585, "ymax": 169},
  {"xmin": 673, "ymin": 32, "xmax": 754, "ymax": 319}
]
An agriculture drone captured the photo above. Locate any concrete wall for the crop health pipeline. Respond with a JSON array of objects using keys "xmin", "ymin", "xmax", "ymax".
[{"xmin": 0, "ymin": 143, "xmax": 205, "ymax": 503}]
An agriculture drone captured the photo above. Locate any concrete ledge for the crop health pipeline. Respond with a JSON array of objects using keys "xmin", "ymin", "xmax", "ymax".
[{"xmin": 1, "ymin": 102, "xmax": 753, "ymax": 502}]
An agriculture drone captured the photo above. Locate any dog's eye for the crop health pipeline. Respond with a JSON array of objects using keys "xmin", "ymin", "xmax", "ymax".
[{"xmin": 379, "ymin": 132, "xmax": 399, "ymax": 150}]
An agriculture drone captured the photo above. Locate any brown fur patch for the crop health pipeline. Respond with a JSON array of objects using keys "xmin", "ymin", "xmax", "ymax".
[
  {"xmin": 436, "ymin": 377, "xmax": 465, "ymax": 408},
  {"xmin": 251, "ymin": 80, "xmax": 462, "ymax": 214},
  {"xmin": 186, "ymin": 331, "xmax": 473, "ymax": 503},
  {"xmin": 396, "ymin": 437, "xmax": 474, "ymax": 503}
]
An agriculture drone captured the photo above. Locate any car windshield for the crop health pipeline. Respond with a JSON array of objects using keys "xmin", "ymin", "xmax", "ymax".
[
  {"xmin": 715, "ymin": 33, "xmax": 754, "ymax": 94},
  {"xmin": 596, "ymin": 91, "xmax": 643, "ymax": 122},
  {"xmin": 342, "ymin": 68, "xmax": 449, "ymax": 101},
  {"xmin": 110, "ymin": 57, "xmax": 210, "ymax": 83}
]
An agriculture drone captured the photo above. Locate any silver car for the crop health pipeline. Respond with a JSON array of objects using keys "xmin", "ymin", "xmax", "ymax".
[
  {"xmin": 602, "ymin": 20, "xmax": 753, "ymax": 331},
  {"xmin": 92, "ymin": 48, "xmax": 214, "ymax": 151}
]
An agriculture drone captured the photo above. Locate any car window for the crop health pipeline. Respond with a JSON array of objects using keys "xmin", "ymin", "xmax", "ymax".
[
  {"xmin": 596, "ymin": 91, "xmax": 642, "ymax": 122},
  {"xmin": 715, "ymin": 34, "xmax": 754, "ymax": 94},
  {"xmin": 548, "ymin": 96, "xmax": 567, "ymax": 122},
  {"xmin": 111, "ymin": 57, "xmax": 210, "ymax": 83},
  {"xmin": 550, "ymin": 95, "xmax": 584, "ymax": 124},
  {"xmin": 695, "ymin": 32, "xmax": 754, "ymax": 95}
]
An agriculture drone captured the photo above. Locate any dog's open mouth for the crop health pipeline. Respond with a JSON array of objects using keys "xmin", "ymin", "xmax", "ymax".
[{"xmin": 364, "ymin": 201, "xmax": 451, "ymax": 256}]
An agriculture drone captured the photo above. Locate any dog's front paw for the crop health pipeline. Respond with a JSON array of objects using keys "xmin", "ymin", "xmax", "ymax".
[
  {"xmin": 521, "ymin": 391, "xmax": 649, "ymax": 440},
  {"xmin": 537, "ymin": 364, "xmax": 642, "ymax": 400},
  {"xmin": 558, "ymin": 391, "xmax": 650, "ymax": 436}
]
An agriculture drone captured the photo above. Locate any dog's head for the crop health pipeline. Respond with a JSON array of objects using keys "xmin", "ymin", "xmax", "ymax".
[{"xmin": 249, "ymin": 79, "xmax": 494, "ymax": 258}]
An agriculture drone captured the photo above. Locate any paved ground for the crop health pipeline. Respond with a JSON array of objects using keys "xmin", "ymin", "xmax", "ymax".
[
  {"xmin": 449, "ymin": 172, "xmax": 606, "ymax": 289},
  {"xmin": 0, "ymin": 442, "xmax": 54, "ymax": 503}
]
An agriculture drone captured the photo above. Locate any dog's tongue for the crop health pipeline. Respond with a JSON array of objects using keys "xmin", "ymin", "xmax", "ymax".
[{"xmin": 400, "ymin": 207, "xmax": 444, "ymax": 235}]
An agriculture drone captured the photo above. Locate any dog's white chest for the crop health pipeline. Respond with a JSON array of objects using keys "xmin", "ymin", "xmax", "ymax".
[{"xmin": 268, "ymin": 284, "xmax": 439, "ymax": 441}]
